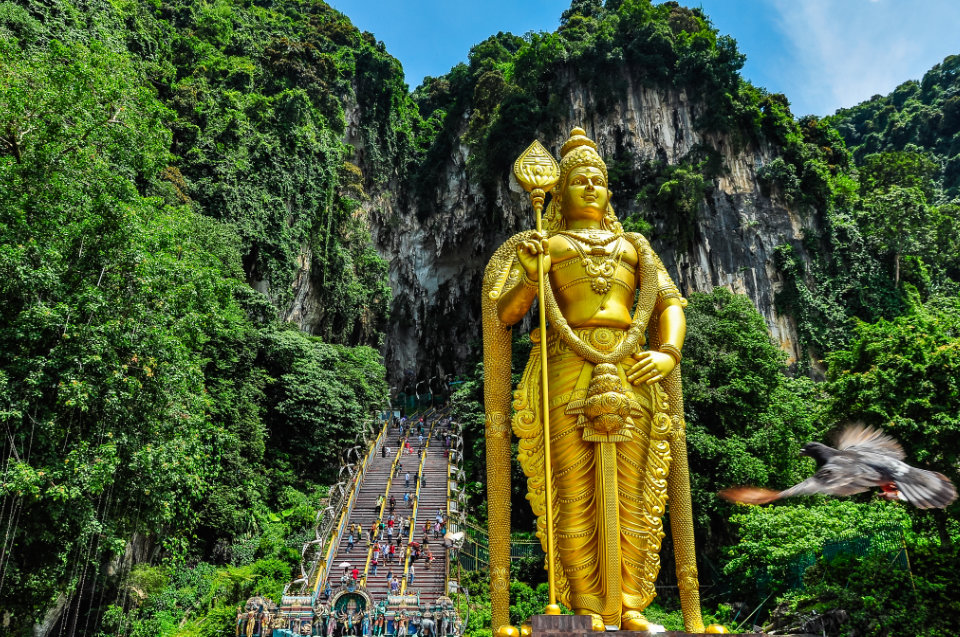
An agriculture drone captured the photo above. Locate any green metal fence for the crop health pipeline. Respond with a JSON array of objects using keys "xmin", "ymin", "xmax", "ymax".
[{"xmin": 459, "ymin": 521, "xmax": 910, "ymax": 599}]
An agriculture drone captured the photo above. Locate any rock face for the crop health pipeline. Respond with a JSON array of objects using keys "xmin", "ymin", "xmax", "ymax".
[{"xmin": 341, "ymin": 69, "xmax": 814, "ymax": 382}]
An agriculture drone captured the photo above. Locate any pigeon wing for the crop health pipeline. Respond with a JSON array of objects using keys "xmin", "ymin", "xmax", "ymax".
[
  {"xmin": 892, "ymin": 465, "xmax": 958, "ymax": 509},
  {"xmin": 779, "ymin": 457, "xmax": 883, "ymax": 499},
  {"xmin": 835, "ymin": 424, "xmax": 905, "ymax": 460}
]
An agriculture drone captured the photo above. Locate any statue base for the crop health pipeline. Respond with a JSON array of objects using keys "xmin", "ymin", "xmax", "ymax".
[{"xmin": 529, "ymin": 614, "xmax": 791, "ymax": 636}]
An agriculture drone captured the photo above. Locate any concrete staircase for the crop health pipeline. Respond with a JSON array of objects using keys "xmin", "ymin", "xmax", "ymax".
[{"xmin": 323, "ymin": 410, "xmax": 452, "ymax": 609}]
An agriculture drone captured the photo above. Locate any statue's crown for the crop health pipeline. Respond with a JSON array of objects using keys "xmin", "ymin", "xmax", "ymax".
[
  {"xmin": 560, "ymin": 127, "xmax": 597, "ymax": 157},
  {"xmin": 558, "ymin": 127, "xmax": 607, "ymax": 184}
]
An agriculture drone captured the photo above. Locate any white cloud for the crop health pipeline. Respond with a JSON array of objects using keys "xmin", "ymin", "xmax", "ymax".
[{"xmin": 769, "ymin": 0, "xmax": 960, "ymax": 114}]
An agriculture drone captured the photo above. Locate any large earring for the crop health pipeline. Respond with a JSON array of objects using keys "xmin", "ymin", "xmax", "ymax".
[
  {"xmin": 603, "ymin": 204, "xmax": 621, "ymax": 234},
  {"xmin": 544, "ymin": 198, "xmax": 563, "ymax": 233}
]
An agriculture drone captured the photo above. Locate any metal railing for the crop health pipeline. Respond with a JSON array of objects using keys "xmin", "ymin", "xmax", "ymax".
[
  {"xmin": 360, "ymin": 422, "xmax": 419, "ymax": 585},
  {"xmin": 399, "ymin": 413, "xmax": 440, "ymax": 596},
  {"xmin": 282, "ymin": 414, "xmax": 389, "ymax": 603}
]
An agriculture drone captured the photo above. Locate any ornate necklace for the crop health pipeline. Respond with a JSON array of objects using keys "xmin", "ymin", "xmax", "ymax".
[
  {"xmin": 558, "ymin": 228, "xmax": 621, "ymax": 246},
  {"xmin": 562, "ymin": 234, "xmax": 624, "ymax": 295},
  {"xmin": 542, "ymin": 233, "xmax": 659, "ymax": 366}
]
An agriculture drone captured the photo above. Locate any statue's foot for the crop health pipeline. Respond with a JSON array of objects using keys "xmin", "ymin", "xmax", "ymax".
[
  {"xmin": 620, "ymin": 611, "xmax": 649, "ymax": 631},
  {"xmin": 575, "ymin": 611, "xmax": 605, "ymax": 632}
]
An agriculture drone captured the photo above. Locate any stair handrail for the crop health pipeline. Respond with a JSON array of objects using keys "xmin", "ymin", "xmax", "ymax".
[
  {"xmin": 285, "ymin": 413, "xmax": 389, "ymax": 602},
  {"xmin": 443, "ymin": 416, "xmax": 463, "ymax": 596},
  {"xmin": 398, "ymin": 412, "xmax": 441, "ymax": 596},
  {"xmin": 360, "ymin": 438, "xmax": 406, "ymax": 585}
]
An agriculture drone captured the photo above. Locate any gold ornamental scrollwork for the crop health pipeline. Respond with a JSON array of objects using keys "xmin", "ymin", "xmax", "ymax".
[
  {"xmin": 482, "ymin": 127, "xmax": 703, "ymax": 631},
  {"xmin": 486, "ymin": 412, "xmax": 511, "ymax": 439}
]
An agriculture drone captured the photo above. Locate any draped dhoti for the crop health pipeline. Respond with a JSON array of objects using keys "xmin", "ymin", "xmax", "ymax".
[{"xmin": 513, "ymin": 326, "xmax": 673, "ymax": 625}]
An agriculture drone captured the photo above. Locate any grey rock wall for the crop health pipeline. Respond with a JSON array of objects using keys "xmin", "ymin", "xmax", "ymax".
[{"xmin": 298, "ymin": 68, "xmax": 816, "ymax": 382}]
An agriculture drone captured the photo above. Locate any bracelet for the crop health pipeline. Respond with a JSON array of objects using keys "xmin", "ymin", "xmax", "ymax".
[
  {"xmin": 521, "ymin": 271, "xmax": 538, "ymax": 289},
  {"xmin": 659, "ymin": 343, "xmax": 682, "ymax": 365}
]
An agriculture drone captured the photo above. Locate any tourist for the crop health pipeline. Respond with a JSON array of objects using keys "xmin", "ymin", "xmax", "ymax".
[
  {"xmin": 347, "ymin": 532, "xmax": 355, "ymax": 551},
  {"xmin": 371, "ymin": 552, "xmax": 379, "ymax": 575},
  {"xmin": 407, "ymin": 564, "xmax": 415, "ymax": 584},
  {"xmin": 381, "ymin": 444, "xmax": 386, "ymax": 458}
]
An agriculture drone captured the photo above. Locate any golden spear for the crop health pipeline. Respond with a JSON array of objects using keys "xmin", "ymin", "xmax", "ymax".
[{"xmin": 512, "ymin": 141, "xmax": 562, "ymax": 615}]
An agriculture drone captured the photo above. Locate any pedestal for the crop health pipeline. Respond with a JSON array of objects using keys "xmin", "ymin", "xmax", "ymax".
[{"xmin": 529, "ymin": 613, "xmax": 790, "ymax": 636}]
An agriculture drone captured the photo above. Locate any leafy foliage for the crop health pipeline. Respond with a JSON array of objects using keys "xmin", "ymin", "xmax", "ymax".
[
  {"xmin": 769, "ymin": 543, "xmax": 960, "ymax": 637},
  {"xmin": 0, "ymin": 8, "xmax": 389, "ymax": 634},
  {"xmin": 831, "ymin": 54, "xmax": 960, "ymax": 199},
  {"xmin": 681, "ymin": 289, "xmax": 826, "ymax": 552},
  {"xmin": 825, "ymin": 295, "xmax": 960, "ymax": 543},
  {"xmin": 725, "ymin": 500, "xmax": 910, "ymax": 597}
]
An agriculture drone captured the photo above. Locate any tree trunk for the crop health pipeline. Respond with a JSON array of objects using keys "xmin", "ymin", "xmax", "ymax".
[
  {"xmin": 933, "ymin": 509, "xmax": 952, "ymax": 547},
  {"xmin": 894, "ymin": 251, "xmax": 901, "ymax": 285}
]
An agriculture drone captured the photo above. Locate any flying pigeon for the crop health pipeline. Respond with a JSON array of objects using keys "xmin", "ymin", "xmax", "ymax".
[{"xmin": 720, "ymin": 424, "xmax": 957, "ymax": 509}]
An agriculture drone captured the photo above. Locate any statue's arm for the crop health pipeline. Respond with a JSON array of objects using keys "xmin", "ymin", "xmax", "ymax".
[
  {"xmin": 495, "ymin": 259, "xmax": 538, "ymax": 325},
  {"xmin": 496, "ymin": 230, "xmax": 551, "ymax": 324},
  {"xmin": 652, "ymin": 250, "xmax": 686, "ymax": 361},
  {"xmin": 624, "ymin": 233, "xmax": 687, "ymax": 384}
]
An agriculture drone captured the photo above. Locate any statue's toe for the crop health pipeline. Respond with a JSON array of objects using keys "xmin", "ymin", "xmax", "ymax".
[{"xmin": 620, "ymin": 611, "xmax": 649, "ymax": 631}]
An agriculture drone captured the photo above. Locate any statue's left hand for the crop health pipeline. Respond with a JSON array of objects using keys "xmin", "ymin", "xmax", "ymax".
[{"xmin": 626, "ymin": 351, "xmax": 676, "ymax": 385}]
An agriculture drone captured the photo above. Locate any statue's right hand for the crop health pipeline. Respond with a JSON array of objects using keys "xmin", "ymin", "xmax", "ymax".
[{"xmin": 517, "ymin": 232, "xmax": 550, "ymax": 281}]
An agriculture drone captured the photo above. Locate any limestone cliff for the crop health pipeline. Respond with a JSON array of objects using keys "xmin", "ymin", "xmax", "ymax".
[{"xmin": 341, "ymin": 68, "xmax": 813, "ymax": 381}]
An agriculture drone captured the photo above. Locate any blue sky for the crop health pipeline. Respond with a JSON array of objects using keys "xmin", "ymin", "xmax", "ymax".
[{"xmin": 328, "ymin": 0, "xmax": 960, "ymax": 117}]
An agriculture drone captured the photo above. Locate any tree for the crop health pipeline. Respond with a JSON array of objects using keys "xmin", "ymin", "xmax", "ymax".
[
  {"xmin": 857, "ymin": 152, "xmax": 939, "ymax": 285},
  {"xmin": 825, "ymin": 294, "xmax": 960, "ymax": 545},
  {"xmin": 681, "ymin": 288, "xmax": 826, "ymax": 552}
]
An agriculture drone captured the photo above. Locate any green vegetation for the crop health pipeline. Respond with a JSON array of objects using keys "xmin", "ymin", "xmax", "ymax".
[
  {"xmin": 0, "ymin": 2, "xmax": 391, "ymax": 634},
  {"xmin": 681, "ymin": 289, "xmax": 825, "ymax": 552},
  {"xmin": 3, "ymin": 0, "xmax": 960, "ymax": 634},
  {"xmin": 831, "ymin": 54, "xmax": 960, "ymax": 198}
]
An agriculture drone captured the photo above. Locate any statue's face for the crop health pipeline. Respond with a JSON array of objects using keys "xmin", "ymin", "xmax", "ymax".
[{"xmin": 560, "ymin": 166, "xmax": 610, "ymax": 223}]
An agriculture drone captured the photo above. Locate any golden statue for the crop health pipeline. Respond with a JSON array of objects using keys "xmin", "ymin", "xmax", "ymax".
[{"xmin": 482, "ymin": 128, "xmax": 703, "ymax": 632}]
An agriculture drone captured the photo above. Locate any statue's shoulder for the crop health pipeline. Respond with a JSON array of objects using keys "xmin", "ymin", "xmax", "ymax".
[
  {"xmin": 483, "ymin": 230, "xmax": 534, "ymax": 278},
  {"xmin": 495, "ymin": 230, "xmax": 536, "ymax": 250},
  {"xmin": 622, "ymin": 231, "xmax": 652, "ymax": 251}
]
